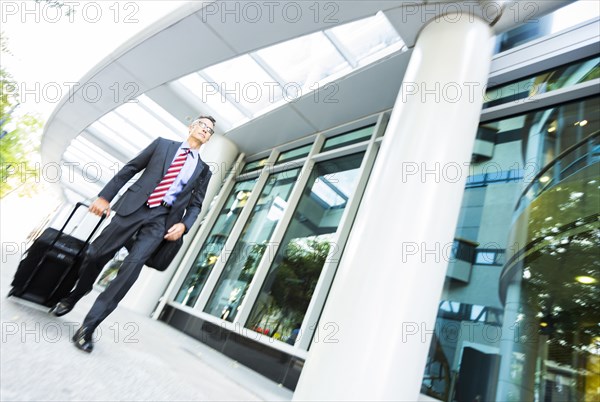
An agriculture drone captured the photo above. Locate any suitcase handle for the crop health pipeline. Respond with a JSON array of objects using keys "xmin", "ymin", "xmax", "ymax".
[
  {"xmin": 55, "ymin": 202, "xmax": 108, "ymax": 249},
  {"xmin": 19, "ymin": 202, "xmax": 108, "ymax": 301}
]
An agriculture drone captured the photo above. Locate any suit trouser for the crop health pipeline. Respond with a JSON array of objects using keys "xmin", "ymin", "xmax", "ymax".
[{"xmin": 67, "ymin": 204, "xmax": 169, "ymax": 330}]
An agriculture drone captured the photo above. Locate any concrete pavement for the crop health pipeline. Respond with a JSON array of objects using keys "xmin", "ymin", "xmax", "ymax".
[{"xmin": 0, "ymin": 241, "xmax": 294, "ymax": 401}]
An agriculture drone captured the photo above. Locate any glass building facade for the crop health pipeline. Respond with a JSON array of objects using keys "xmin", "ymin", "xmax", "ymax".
[
  {"xmin": 159, "ymin": 32, "xmax": 599, "ymax": 398},
  {"xmin": 34, "ymin": 1, "xmax": 598, "ymax": 399},
  {"xmin": 158, "ymin": 82, "xmax": 598, "ymax": 400},
  {"xmin": 50, "ymin": 4, "xmax": 593, "ymax": 396},
  {"xmin": 158, "ymin": 119, "xmax": 383, "ymax": 387},
  {"xmin": 420, "ymin": 70, "xmax": 599, "ymax": 400}
]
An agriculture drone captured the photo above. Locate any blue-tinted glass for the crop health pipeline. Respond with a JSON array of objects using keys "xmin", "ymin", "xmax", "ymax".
[
  {"xmin": 204, "ymin": 168, "xmax": 301, "ymax": 322},
  {"xmin": 175, "ymin": 179, "xmax": 257, "ymax": 306},
  {"xmin": 245, "ymin": 153, "xmax": 365, "ymax": 345},
  {"xmin": 322, "ymin": 125, "xmax": 374, "ymax": 152}
]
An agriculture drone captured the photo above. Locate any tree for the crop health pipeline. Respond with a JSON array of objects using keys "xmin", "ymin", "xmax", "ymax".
[
  {"xmin": 0, "ymin": 33, "xmax": 45, "ymax": 198},
  {"xmin": 247, "ymin": 237, "xmax": 330, "ymax": 338}
]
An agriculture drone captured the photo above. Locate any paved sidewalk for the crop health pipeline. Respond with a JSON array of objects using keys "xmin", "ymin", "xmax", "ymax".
[{"xmin": 0, "ymin": 247, "xmax": 294, "ymax": 401}]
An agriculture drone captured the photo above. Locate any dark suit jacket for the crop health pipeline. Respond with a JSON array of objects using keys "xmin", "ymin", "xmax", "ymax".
[{"xmin": 98, "ymin": 137, "xmax": 211, "ymax": 234}]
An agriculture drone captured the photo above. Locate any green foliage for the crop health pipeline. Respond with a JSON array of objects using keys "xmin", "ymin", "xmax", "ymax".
[
  {"xmin": 270, "ymin": 238, "xmax": 330, "ymax": 316},
  {"xmin": 0, "ymin": 33, "xmax": 44, "ymax": 199},
  {"xmin": 247, "ymin": 237, "xmax": 331, "ymax": 337},
  {"xmin": 33, "ymin": 0, "xmax": 76, "ymax": 17}
]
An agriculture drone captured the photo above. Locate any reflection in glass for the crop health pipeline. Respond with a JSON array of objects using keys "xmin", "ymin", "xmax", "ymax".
[
  {"xmin": 204, "ymin": 169, "xmax": 301, "ymax": 322},
  {"xmin": 322, "ymin": 125, "xmax": 374, "ymax": 152},
  {"xmin": 481, "ymin": 97, "xmax": 599, "ymax": 184},
  {"xmin": 246, "ymin": 153, "xmax": 365, "ymax": 345},
  {"xmin": 255, "ymin": 31, "xmax": 350, "ymax": 92},
  {"xmin": 422, "ymin": 301, "xmax": 504, "ymax": 400},
  {"xmin": 421, "ymin": 94, "xmax": 600, "ymax": 401},
  {"xmin": 497, "ymin": 227, "xmax": 600, "ymax": 402},
  {"xmin": 484, "ymin": 56, "xmax": 599, "ymax": 108},
  {"xmin": 325, "ymin": 11, "xmax": 404, "ymax": 67},
  {"xmin": 495, "ymin": 159, "xmax": 600, "ymax": 401},
  {"xmin": 137, "ymin": 94, "xmax": 188, "ymax": 135},
  {"xmin": 495, "ymin": 1, "xmax": 600, "ymax": 53},
  {"xmin": 174, "ymin": 179, "xmax": 256, "ymax": 307},
  {"xmin": 116, "ymin": 101, "xmax": 182, "ymax": 141},
  {"xmin": 241, "ymin": 157, "xmax": 268, "ymax": 175},
  {"xmin": 89, "ymin": 119, "xmax": 143, "ymax": 156},
  {"xmin": 276, "ymin": 144, "xmax": 312, "ymax": 165},
  {"xmin": 176, "ymin": 73, "xmax": 247, "ymax": 129},
  {"xmin": 203, "ymin": 54, "xmax": 284, "ymax": 116},
  {"xmin": 96, "ymin": 248, "xmax": 129, "ymax": 289}
]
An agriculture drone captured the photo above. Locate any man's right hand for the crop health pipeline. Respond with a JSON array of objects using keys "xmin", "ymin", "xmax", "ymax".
[{"xmin": 89, "ymin": 197, "xmax": 111, "ymax": 217}]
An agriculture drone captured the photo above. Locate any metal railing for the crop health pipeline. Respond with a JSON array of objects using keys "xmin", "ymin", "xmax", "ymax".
[{"xmin": 514, "ymin": 130, "xmax": 600, "ymax": 212}]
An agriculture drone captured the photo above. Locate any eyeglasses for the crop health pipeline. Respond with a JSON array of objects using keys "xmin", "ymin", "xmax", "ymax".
[{"xmin": 192, "ymin": 120, "xmax": 214, "ymax": 135}]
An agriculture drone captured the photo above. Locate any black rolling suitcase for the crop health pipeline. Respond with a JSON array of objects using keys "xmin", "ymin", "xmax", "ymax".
[{"xmin": 8, "ymin": 202, "xmax": 107, "ymax": 307}]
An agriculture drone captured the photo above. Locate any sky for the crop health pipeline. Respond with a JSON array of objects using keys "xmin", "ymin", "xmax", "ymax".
[
  {"xmin": 2, "ymin": 0, "xmax": 188, "ymax": 120},
  {"xmin": 1, "ymin": 1, "xmax": 187, "ymax": 245}
]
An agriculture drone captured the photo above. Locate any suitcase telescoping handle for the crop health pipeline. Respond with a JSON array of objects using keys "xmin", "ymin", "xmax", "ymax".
[
  {"xmin": 20, "ymin": 202, "xmax": 108, "ymax": 301},
  {"xmin": 54, "ymin": 202, "xmax": 108, "ymax": 250}
]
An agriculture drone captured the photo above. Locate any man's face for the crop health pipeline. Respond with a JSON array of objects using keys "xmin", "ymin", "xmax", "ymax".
[{"xmin": 189, "ymin": 118, "xmax": 214, "ymax": 144}]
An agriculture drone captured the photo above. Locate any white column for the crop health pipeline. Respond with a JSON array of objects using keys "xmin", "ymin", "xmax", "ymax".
[
  {"xmin": 293, "ymin": 14, "xmax": 494, "ymax": 401},
  {"xmin": 121, "ymin": 134, "xmax": 238, "ymax": 315}
]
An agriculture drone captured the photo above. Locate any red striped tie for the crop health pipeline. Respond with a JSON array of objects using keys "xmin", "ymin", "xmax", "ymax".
[{"xmin": 147, "ymin": 149, "xmax": 190, "ymax": 208}]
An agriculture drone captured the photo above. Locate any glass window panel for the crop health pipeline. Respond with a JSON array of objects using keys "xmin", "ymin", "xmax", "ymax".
[
  {"xmin": 495, "ymin": 1, "xmax": 600, "ymax": 53},
  {"xmin": 466, "ymin": 173, "xmax": 486, "ymax": 187},
  {"xmin": 176, "ymin": 73, "xmax": 247, "ymax": 128},
  {"xmin": 440, "ymin": 301, "xmax": 460, "ymax": 314},
  {"xmin": 241, "ymin": 157, "xmax": 268, "ymax": 174},
  {"xmin": 470, "ymin": 305, "xmax": 486, "ymax": 321},
  {"xmin": 510, "ymin": 169, "xmax": 524, "ymax": 180},
  {"xmin": 255, "ymin": 31, "xmax": 350, "ymax": 92},
  {"xmin": 68, "ymin": 136, "xmax": 122, "ymax": 169},
  {"xmin": 88, "ymin": 120, "xmax": 142, "ymax": 156},
  {"xmin": 94, "ymin": 114, "xmax": 152, "ymax": 151},
  {"xmin": 483, "ymin": 96, "xmax": 599, "ymax": 211},
  {"xmin": 137, "ymin": 94, "xmax": 188, "ymax": 135},
  {"xmin": 484, "ymin": 56, "xmax": 599, "ymax": 108},
  {"xmin": 453, "ymin": 239, "xmax": 477, "ymax": 263},
  {"xmin": 204, "ymin": 168, "xmax": 301, "ymax": 322},
  {"xmin": 549, "ymin": 0, "xmax": 600, "ymax": 34},
  {"xmin": 61, "ymin": 169, "xmax": 102, "ymax": 198},
  {"xmin": 174, "ymin": 178, "xmax": 257, "ymax": 307},
  {"xmin": 245, "ymin": 152, "xmax": 365, "ymax": 345},
  {"xmin": 311, "ymin": 175, "xmax": 349, "ymax": 208},
  {"xmin": 62, "ymin": 152, "xmax": 110, "ymax": 187},
  {"xmin": 275, "ymin": 144, "xmax": 312, "ymax": 165},
  {"xmin": 95, "ymin": 248, "xmax": 129, "ymax": 289},
  {"xmin": 115, "ymin": 102, "xmax": 181, "ymax": 141},
  {"xmin": 203, "ymin": 54, "xmax": 284, "ymax": 116},
  {"xmin": 494, "ymin": 251, "xmax": 505, "ymax": 265},
  {"xmin": 322, "ymin": 125, "xmax": 374, "ymax": 152},
  {"xmin": 426, "ymin": 235, "xmax": 600, "ymax": 399},
  {"xmin": 424, "ymin": 95, "xmax": 599, "ymax": 400},
  {"xmin": 486, "ymin": 170, "xmax": 510, "ymax": 182},
  {"xmin": 475, "ymin": 251, "xmax": 496, "ymax": 265},
  {"xmin": 326, "ymin": 12, "xmax": 403, "ymax": 67}
]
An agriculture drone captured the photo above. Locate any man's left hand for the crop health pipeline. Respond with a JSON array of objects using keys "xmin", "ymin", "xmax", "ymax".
[{"xmin": 164, "ymin": 223, "xmax": 186, "ymax": 241}]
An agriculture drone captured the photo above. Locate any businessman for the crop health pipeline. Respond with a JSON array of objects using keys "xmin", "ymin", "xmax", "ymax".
[{"xmin": 50, "ymin": 116, "xmax": 215, "ymax": 353}]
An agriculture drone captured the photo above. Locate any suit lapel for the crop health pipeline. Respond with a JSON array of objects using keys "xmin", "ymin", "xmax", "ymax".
[{"xmin": 162, "ymin": 141, "xmax": 182, "ymax": 176}]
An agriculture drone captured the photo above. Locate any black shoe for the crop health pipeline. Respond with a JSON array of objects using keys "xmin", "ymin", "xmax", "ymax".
[
  {"xmin": 72, "ymin": 326, "xmax": 94, "ymax": 353},
  {"xmin": 49, "ymin": 299, "xmax": 75, "ymax": 317}
]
